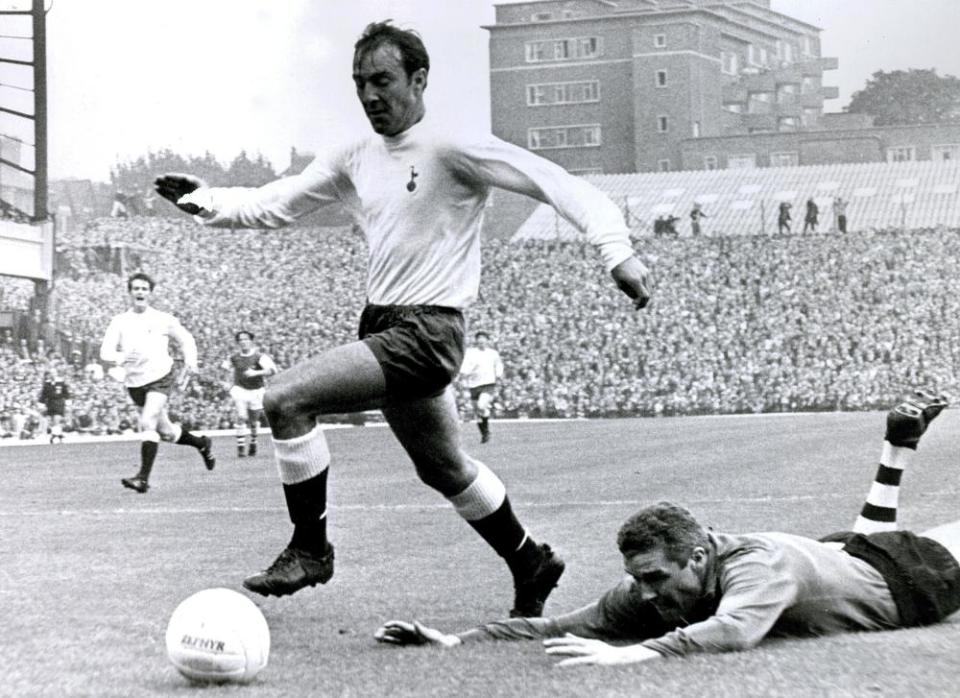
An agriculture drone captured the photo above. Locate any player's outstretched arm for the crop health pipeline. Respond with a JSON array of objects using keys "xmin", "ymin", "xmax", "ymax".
[
  {"xmin": 154, "ymin": 173, "xmax": 208, "ymax": 215},
  {"xmin": 374, "ymin": 620, "xmax": 462, "ymax": 648},
  {"xmin": 611, "ymin": 256, "xmax": 652, "ymax": 310},
  {"xmin": 543, "ymin": 634, "xmax": 662, "ymax": 667}
]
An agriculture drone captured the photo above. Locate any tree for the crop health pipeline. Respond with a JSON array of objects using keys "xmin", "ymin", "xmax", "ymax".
[
  {"xmin": 110, "ymin": 149, "xmax": 279, "ymax": 203},
  {"xmin": 845, "ymin": 69, "xmax": 960, "ymax": 126}
]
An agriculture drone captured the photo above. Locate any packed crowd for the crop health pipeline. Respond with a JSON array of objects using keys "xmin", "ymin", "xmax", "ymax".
[{"xmin": 2, "ymin": 214, "xmax": 958, "ymax": 436}]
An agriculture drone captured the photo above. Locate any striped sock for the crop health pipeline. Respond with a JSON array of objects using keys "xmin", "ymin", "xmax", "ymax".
[
  {"xmin": 236, "ymin": 428, "xmax": 247, "ymax": 454},
  {"xmin": 853, "ymin": 441, "xmax": 912, "ymax": 534}
]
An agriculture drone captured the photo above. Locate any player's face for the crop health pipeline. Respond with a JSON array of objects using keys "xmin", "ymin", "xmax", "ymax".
[
  {"xmin": 624, "ymin": 546, "xmax": 708, "ymax": 625},
  {"xmin": 353, "ymin": 44, "xmax": 425, "ymax": 136},
  {"xmin": 128, "ymin": 280, "xmax": 152, "ymax": 310},
  {"xmin": 476, "ymin": 335, "xmax": 488, "ymax": 349},
  {"xmin": 237, "ymin": 335, "xmax": 254, "ymax": 353}
]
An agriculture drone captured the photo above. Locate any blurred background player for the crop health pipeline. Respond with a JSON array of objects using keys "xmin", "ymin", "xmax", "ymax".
[
  {"xmin": 100, "ymin": 272, "xmax": 215, "ymax": 493},
  {"xmin": 38, "ymin": 367, "xmax": 70, "ymax": 443},
  {"xmin": 222, "ymin": 330, "xmax": 278, "ymax": 457},
  {"xmin": 459, "ymin": 331, "xmax": 503, "ymax": 443}
]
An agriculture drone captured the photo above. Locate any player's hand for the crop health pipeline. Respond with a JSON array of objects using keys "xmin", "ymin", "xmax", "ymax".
[
  {"xmin": 122, "ymin": 351, "xmax": 143, "ymax": 367},
  {"xmin": 611, "ymin": 256, "xmax": 651, "ymax": 310},
  {"xmin": 243, "ymin": 368, "xmax": 258, "ymax": 378},
  {"xmin": 374, "ymin": 620, "xmax": 461, "ymax": 648},
  {"xmin": 177, "ymin": 365, "xmax": 197, "ymax": 391},
  {"xmin": 543, "ymin": 634, "xmax": 661, "ymax": 667},
  {"xmin": 154, "ymin": 173, "xmax": 207, "ymax": 215}
]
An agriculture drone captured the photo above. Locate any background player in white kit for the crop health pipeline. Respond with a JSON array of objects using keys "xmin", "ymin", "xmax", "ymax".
[
  {"xmin": 460, "ymin": 331, "xmax": 503, "ymax": 443},
  {"xmin": 154, "ymin": 21, "xmax": 651, "ymax": 617},
  {"xmin": 222, "ymin": 330, "xmax": 278, "ymax": 458},
  {"xmin": 100, "ymin": 272, "xmax": 215, "ymax": 493}
]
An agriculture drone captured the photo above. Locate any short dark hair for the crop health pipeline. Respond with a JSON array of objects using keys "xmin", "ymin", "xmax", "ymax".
[
  {"xmin": 127, "ymin": 272, "xmax": 155, "ymax": 291},
  {"xmin": 234, "ymin": 330, "xmax": 254, "ymax": 342},
  {"xmin": 475, "ymin": 331, "xmax": 490, "ymax": 340},
  {"xmin": 354, "ymin": 20, "xmax": 429, "ymax": 79},
  {"xmin": 617, "ymin": 502, "xmax": 709, "ymax": 565}
]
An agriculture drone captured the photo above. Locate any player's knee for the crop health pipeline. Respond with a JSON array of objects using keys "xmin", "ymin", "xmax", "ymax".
[
  {"xmin": 414, "ymin": 451, "xmax": 474, "ymax": 493},
  {"xmin": 263, "ymin": 385, "xmax": 299, "ymax": 424}
]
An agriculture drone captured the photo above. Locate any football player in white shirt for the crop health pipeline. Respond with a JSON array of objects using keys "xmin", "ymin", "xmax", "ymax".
[
  {"xmin": 154, "ymin": 21, "xmax": 651, "ymax": 617},
  {"xmin": 100, "ymin": 272, "xmax": 215, "ymax": 493},
  {"xmin": 460, "ymin": 331, "xmax": 503, "ymax": 443}
]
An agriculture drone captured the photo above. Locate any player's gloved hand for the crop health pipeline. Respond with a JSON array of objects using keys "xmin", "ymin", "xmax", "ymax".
[
  {"xmin": 611, "ymin": 256, "xmax": 652, "ymax": 310},
  {"xmin": 374, "ymin": 620, "xmax": 461, "ymax": 648},
  {"xmin": 154, "ymin": 173, "xmax": 208, "ymax": 215}
]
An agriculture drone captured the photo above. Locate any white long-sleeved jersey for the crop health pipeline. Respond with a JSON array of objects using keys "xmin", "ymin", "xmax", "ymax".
[
  {"xmin": 100, "ymin": 307, "xmax": 197, "ymax": 388},
  {"xmin": 460, "ymin": 347, "xmax": 504, "ymax": 388},
  {"xmin": 181, "ymin": 117, "xmax": 634, "ymax": 308}
]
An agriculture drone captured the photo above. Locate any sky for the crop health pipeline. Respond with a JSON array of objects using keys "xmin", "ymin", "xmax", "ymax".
[{"xmin": 33, "ymin": 0, "xmax": 960, "ymax": 182}]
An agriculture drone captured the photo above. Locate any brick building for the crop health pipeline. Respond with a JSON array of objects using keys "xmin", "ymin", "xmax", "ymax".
[{"xmin": 486, "ymin": 0, "xmax": 960, "ymax": 173}]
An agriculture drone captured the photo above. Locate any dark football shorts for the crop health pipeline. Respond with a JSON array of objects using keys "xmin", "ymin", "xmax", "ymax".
[
  {"xmin": 45, "ymin": 402, "xmax": 66, "ymax": 417},
  {"xmin": 127, "ymin": 370, "xmax": 176, "ymax": 408},
  {"xmin": 821, "ymin": 530, "xmax": 960, "ymax": 626},
  {"xmin": 359, "ymin": 304, "xmax": 465, "ymax": 402},
  {"xmin": 469, "ymin": 384, "xmax": 496, "ymax": 402}
]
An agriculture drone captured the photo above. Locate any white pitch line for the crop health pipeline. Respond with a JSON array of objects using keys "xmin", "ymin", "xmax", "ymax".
[{"xmin": 3, "ymin": 490, "xmax": 957, "ymax": 517}]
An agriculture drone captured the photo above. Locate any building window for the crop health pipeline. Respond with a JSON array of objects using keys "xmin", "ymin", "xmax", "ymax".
[
  {"xmin": 747, "ymin": 92, "xmax": 773, "ymax": 114},
  {"xmin": 704, "ymin": 155, "xmax": 718, "ymax": 170},
  {"xmin": 932, "ymin": 144, "xmax": 960, "ymax": 161},
  {"xmin": 525, "ymin": 36, "xmax": 602, "ymax": 63},
  {"xmin": 778, "ymin": 116, "xmax": 799, "ymax": 132},
  {"xmin": 528, "ymin": 124, "xmax": 602, "ymax": 150},
  {"xmin": 721, "ymin": 50, "xmax": 738, "ymax": 76},
  {"xmin": 887, "ymin": 146, "xmax": 916, "ymax": 163},
  {"xmin": 527, "ymin": 80, "xmax": 600, "ymax": 106},
  {"xmin": 655, "ymin": 70, "xmax": 668, "ymax": 87},
  {"xmin": 728, "ymin": 154, "xmax": 757, "ymax": 169},
  {"xmin": 783, "ymin": 42, "xmax": 794, "ymax": 63},
  {"xmin": 802, "ymin": 36, "xmax": 814, "ymax": 56},
  {"xmin": 654, "ymin": 34, "xmax": 666, "ymax": 48},
  {"xmin": 748, "ymin": 44, "xmax": 767, "ymax": 67},
  {"xmin": 657, "ymin": 116, "xmax": 669, "ymax": 132},
  {"xmin": 770, "ymin": 151, "xmax": 799, "ymax": 167},
  {"xmin": 723, "ymin": 103, "xmax": 743, "ymax": 114},
  {"xmin": 692, "ymin": 121, "xmax": 701, "ymax": 137},
  {"xmin": 801, "ymin": 107, "xmax": 819, "ymax": 128},
  {"xmin": 658, "ymin": 159, "xmax": 671, "ymax": 172},
  {"xmin": 532, "ymin": 12, "xmax": 553, "ymax": 21},
  {"xmin": 776, "ymin": 84, "xmax": 797, "ymax": 103}
]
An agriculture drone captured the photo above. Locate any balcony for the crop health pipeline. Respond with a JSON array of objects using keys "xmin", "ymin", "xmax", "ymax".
[
  {"xmin": 722, "ymin": 83, "xmax": 748, "ymax": 104},
  {"xmin": 799, "ymin": 56, "xmax": 839, "ymax": 76},
  {"xmin": 739, "ymin": 71, "xmax": 776, "ymax": 92},
  {"xmin": 742, "ymin": 113, "xmax": 777, "ymax": 131}
]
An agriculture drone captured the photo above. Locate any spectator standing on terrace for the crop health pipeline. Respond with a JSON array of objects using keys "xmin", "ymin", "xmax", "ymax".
[
  {"xmin": 155, "ymin": 20, "xmax": 651, "ymax": 617},
  {"xmin": 803, "ymin": 198, "xmax": 819, "ymax": 234},
  {"xmin": 459, "ymin": 331, "xmax": 503, "ymax": 444},
  {"xmin": 222, "ymin": 330, "xmax": 277, "ymax": 458},
  {"xmin": 689, "ymin": 203, "xmax": 707, "ymax": 237},
  {"xmin": 100, "ymin": 272, "xmax": 215, "ymax": 493},
  {"xmin": 376, "ymin": 391, "xmax": 960, "ymax": 668},
  {"xmin": 777, "ymin": 201, "xmax": 792, "ymax": 235},
  {"xmin": 833, "ymin": 196, "xmax": 849, "ymax": 234}
]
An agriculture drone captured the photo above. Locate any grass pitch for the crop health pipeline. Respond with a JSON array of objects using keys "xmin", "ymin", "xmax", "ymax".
[{"xmin": 3, "ymin": 411, "xmax": 960, "ymax": 697}]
